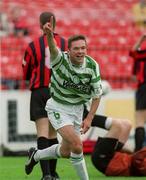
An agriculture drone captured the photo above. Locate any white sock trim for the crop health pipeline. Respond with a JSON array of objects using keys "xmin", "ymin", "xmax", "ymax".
[
  {"xmin": 105, "ymin": 117, "xmax": 113, "ymax": 129},
  {"xmin": 70, "ymin": 152, "xmax": 89, "ymax": 180},
  {"xmin": 56, "ymin": 144, "xmax": 61, "ymax": 157},
  {"xmin": 70, "ymin": 152, "xmax": 83, "ymax": 163}
]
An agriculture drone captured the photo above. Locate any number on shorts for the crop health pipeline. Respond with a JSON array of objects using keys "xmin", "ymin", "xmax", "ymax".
[{"xmin": 53, "ymin": 112, "xmax": 60, "ymax": 119}]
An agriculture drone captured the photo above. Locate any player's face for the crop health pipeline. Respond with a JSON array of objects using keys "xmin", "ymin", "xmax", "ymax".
[{"xmin": 69, "ymin": 40, "xmax": 87, "ymax": 65}]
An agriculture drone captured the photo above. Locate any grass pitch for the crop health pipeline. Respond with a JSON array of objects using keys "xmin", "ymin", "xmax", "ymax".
[{"xmin": 0, "ymin": 155, "xmax": 145, "ymax": 180}]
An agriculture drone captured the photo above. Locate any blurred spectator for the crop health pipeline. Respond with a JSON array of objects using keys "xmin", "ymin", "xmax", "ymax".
[
  {"xmin": 1, "ymin": 79, "xmax": 20, "ymax": 90},
  {"xmin": 0, "ymin": 12, "xmax": 9, "ymax": 36},
  {"xmin": 9, "ymin": 6, "xmax": 29, "ymax": 37},
  {"xmin": 132, "ymin": 0, "xmax": 146, "ymax": 29}
]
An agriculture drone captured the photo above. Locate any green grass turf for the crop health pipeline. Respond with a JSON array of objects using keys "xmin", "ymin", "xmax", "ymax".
[{"xmin": 0, "ymin": 155, "xmax": 145, "ymax": 180}]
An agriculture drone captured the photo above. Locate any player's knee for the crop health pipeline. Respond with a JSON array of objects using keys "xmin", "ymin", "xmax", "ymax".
[
  {"xmin": 116, "ymin": 119, "xmax": 132, "ymax": 135},
  {"xmin": 111, "ymin": 119, "xmax": 123, "ymax": 133},
  {"xmin": 112, "ymin": 119, "xmax": 132, "ymax": 133},
  {"xmin": 121, "ymin": 119, "xmax": 132, "ymax": 133},
  {"xmin": 71, "ymin": 140, "xmax": 83, "ymax": 154}
]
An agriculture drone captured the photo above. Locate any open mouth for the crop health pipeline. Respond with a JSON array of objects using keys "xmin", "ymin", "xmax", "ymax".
[{"xmin": 77, "ymin": 55, "xmax": 84, "ymax": 58}]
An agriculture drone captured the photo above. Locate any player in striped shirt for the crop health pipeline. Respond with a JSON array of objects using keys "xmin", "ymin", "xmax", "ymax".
[{"xmin": 25, "ymin": 17, "xmax": 102, "ymax": 180}]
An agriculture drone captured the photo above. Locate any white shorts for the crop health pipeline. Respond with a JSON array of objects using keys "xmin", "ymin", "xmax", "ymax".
[{"xmin": 45, "ymin": 98, "xmax": 84, "ymax": 133}]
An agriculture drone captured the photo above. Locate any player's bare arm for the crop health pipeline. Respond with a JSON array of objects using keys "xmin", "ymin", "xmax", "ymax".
[
  {"xmin": 81, "ymin": 97, "xmax": 101, "ymax": 134},
  {"xmin": 43, "ymin": 16, "xmax": 59, "ymax": 60}
]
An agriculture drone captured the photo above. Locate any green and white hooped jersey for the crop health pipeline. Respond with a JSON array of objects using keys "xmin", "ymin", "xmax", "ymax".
[{"xmin": 50, "ymin": 50, "xmax": 103, "ymax": 105}]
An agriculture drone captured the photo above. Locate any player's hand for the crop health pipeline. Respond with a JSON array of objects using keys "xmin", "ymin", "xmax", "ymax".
[
  {"xmin": 43, "ymin": 16, "xmax": 54, "ymax": 35},
  {"xmin": 80, "ymin": 117, "xmax": 92, "ymax": 134}
]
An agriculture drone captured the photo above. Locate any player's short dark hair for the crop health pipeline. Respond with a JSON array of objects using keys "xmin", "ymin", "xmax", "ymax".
[
  {"xmin": 39, "ymin": 12, "xmax": 56, "ymax": 29},
  {"xmin": 68, "ymin": 34, "xmax": 87, "ymax": 49}
]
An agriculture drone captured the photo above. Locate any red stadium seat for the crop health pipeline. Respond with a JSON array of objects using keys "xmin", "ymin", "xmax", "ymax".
[{"xmin": 1, "ymin": 0, "xmax": 143, "ymax": 89}]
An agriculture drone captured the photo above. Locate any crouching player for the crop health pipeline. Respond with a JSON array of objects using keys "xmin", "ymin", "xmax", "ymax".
[{"xmin": 91, "ymin": 115, "xmax": 146, "ymax": 176}]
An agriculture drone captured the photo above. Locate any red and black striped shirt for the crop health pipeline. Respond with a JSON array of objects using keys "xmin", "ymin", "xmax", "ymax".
[
  {"xmin": 130, "ymin": 49, "xmax": 146, "ymax": 86},
  {"xmin": 22, "ymin": 33, "xmax": 67, "ymax": 90}
]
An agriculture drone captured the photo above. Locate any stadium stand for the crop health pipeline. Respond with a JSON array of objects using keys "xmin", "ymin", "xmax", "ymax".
[{"xmin": 0, "ymin": 0, "xmax": 145, "ymax": 89}]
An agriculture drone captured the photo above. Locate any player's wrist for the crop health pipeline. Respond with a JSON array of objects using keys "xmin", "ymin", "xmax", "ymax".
[{"xmin": 87, "ymin": 112, "xmax": 94, "ymax": 120}]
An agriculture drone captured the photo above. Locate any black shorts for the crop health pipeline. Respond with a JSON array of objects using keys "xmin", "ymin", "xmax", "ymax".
[
  {"xmin": 91, "ymin": 137, "xmax": 118, "ymax": 173},
  {"xmin": 30, "ymin": 87, "xmax": 51, "ymax": 121},
  {"xmin": 135, "ymin": 84, "xmax": 146, "ymax": 110}
]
